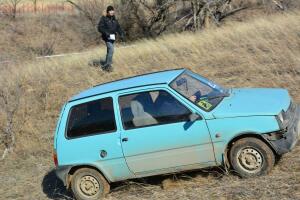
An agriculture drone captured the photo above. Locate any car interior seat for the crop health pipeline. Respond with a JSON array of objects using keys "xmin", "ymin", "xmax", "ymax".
[{"xmin": 131, "ymin": 100, "xmax": 158, "ymax": 127}]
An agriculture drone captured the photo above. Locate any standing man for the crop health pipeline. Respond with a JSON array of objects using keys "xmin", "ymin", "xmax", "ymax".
[{"xmin": 97, "ymin": 5, "xmax": 124, "ymax": 72}]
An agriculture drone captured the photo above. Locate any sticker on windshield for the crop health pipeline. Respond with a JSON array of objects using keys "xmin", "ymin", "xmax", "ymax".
[
  {"xmin": 197, "ymin": 100, "xmax": 212, "ymax": 110},
  {"xmin": 176, "ymin": 78, "xmax": 187, "ymax": 86}
]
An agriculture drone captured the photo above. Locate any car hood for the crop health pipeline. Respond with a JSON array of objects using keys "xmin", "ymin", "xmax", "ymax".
[{"xmin": 212, "ymin": 88, "xmax": 291, "ymax": 119}]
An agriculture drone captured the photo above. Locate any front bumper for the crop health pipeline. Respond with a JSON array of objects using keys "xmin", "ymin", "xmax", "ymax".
[{"xmin": 263, "ymin": 104, "xmax": 300, "ymax": 155}]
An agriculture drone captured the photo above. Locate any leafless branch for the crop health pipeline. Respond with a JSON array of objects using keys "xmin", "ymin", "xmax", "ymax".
[
  {"xmin": 0, "ymin": 82, "xmax": 22, "ymax": 160},
  {"xmin": 4, "ymin": 0, "xmax": 23, "ymax": 18},
  {"xmin": 29, "ymin": 0, "xmax": 38, "ymax": 13},
  {"xmin": 66, "ymin": 0, "xmax": 106, "ymax": 26},
  {"xmin": 126, "ymin": 0, "xmax": 177, "ymax": 37},
  {"xmin": 272, "ymin": 0, "xmax": 285, "ymax": 10}
]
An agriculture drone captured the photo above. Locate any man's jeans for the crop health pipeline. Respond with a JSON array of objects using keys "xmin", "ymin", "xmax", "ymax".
[{"xmin": 103, "ymin": 41, "xmax": 114, "ymax": 67}]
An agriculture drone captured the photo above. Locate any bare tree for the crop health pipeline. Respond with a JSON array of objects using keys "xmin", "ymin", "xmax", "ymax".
[
  {"xmin": 183, "ymin": 0, "xmax": 235, "ymax": 30},
  {"xmin": 0, "ymin": 82, "xmax": 22, "ymax": 160},
  {"xmin": 29, "ymin": 0, "xmax": 37, "ymax": 13},
  {"xmin": 0, "ymin": 1, "xmax": 4, "ymax": 17},
  {"xmin": 66, "ymin": 0, "xmax": 107, "ymax": 26},
  {"xmin": 182, "ymin": 0, "xmax": 285, "ymax": 30},
  {"xmin": 0, "ymin": 0, "xmax": 23, "ymax": 18},
  {"xmin": 66, "ymin": 0, "xmax": 176, "ymax": 37},
  {"xmin": 65, "ymin": 0, "xmax": 286, "ymax": 38},
  {"xmin": 122, "ymin": 0, "xmax": 246, "ymax": 36},
  {"xmin": 121, "ymin": 0, "xmax": 177, "ymax": 37},
  {"xmin": 6, "ymin": 0, "xmax": 22, "ymax": 19},
  {"xmin": 140, "ymin": 0, "xmax": 177, "ymax": 36}
]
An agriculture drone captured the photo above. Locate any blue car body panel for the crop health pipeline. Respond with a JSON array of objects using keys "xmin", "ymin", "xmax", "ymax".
[
  {"xmin": 206, "ymin": 116, "xmax": 280, "ymax": 163},
  {"xmin": 54, "ymin": 69, "xmax": 298, "ymax": 184},
  {"xmin": 212, "ymin": 88, "xmax": 291, "ymax": 118},
  {"xmin": 53, "ymin": 103, "xmax": 66, "ymax": 150}
]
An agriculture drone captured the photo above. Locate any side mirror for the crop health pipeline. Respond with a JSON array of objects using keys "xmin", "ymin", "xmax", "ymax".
[{"xmin": 189, "ymin": 113, "xmax": 202, "ymax": 122}]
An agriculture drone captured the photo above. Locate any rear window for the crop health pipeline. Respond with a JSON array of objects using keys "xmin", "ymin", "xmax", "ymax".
[{"xmin": 66, "ymin": 97, "xmax": 116, "ymax": 138}]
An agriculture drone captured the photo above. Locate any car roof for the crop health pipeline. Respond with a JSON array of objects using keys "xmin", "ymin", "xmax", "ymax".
[{"xmin": 69, "ymin": 68, "xmax": 185, "ymax": 102}]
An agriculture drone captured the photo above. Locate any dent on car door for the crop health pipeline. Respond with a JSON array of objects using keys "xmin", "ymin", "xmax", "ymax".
[{"xmin": 118, "ymin": 89, "xmax": 215, "ymax": 176}]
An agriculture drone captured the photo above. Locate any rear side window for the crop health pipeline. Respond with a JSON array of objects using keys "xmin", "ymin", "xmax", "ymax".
[{"xmin": 66, "ymin": 97, "xmax": 116, "ymax": 138}]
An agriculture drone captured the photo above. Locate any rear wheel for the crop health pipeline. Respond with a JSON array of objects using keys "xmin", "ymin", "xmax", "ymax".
[
  {"xmin": 229, "ymin": 137, "xmax": 275, "ymax": 178},
  {"xmin": 71, "ymin": 168, "xmax": 110, "ymax": 200}
]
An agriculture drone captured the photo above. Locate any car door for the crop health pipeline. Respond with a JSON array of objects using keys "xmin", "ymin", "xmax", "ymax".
[
  {"xmin": 117, "ymin": 88, "xmax": 215, "ymax": 176},
  {"xmin": 56, "ymin": 96, "xmax": 133, "ymax": 182}
]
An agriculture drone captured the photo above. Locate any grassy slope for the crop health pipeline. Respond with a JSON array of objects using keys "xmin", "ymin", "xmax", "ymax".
[{"xmin": 0, "ymin": 11, "xmax": 300, "ymax": 200}]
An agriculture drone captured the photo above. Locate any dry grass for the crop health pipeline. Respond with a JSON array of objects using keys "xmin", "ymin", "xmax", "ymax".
[
  {"xmin": 0, "ymin": 13, "xmax": 102, "ymax": 62},
  {"xmin": 0, "ymin": 10, "xmax": 300, "ymax": 200}
]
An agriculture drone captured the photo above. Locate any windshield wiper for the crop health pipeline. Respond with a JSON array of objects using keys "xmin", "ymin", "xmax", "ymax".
[{"xmin": 200, "ymin": 94, "xmax": 230, "ymax": 101}]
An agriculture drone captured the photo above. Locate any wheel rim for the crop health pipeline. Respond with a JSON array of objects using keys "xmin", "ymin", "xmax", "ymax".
[
  {"xmin": 78, "ymin": 175, "xmax": 100, "ymax": 197},
  {"xmin": 237, "ymin": 147, "xmax": 263, "ymax": 174}
]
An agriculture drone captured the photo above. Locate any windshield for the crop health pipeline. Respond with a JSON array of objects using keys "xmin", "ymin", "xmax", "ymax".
[{"xmin": 170, "ymin": 71, "xmax": 229, "ymax": 111}]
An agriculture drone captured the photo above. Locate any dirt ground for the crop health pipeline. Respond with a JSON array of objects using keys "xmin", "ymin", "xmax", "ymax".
[{"xmin": 1, "ymin": 142, "xmax": 300, "ymax": 200}]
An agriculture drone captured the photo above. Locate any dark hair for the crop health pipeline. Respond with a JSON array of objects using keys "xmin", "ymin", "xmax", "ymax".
[{"xmin": 107, "ymin": 6, "xmax": 114, "ymax": 13}]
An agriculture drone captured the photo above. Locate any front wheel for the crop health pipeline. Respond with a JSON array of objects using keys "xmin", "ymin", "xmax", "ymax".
[
  {"xmin": 229, "ymin": 137, "xmax": 275, "ymax": 178},
  {"xmin": 71, "ymin": 168, "xmax": 110, "ymax": 200}
]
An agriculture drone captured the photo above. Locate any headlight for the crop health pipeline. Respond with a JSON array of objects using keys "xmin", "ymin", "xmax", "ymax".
[{"xmin": 276, "ymin": 110, "xmax": 286, "ymax": 129}]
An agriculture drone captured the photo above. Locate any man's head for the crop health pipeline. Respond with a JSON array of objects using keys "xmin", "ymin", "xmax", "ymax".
[{"xmin": 106, "ymin": 6, "xmax": 115, "ymax": 16}]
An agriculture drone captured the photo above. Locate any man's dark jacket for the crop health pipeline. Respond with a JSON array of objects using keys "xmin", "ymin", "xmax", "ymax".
[{"xmin": 97, "ymin": 15, "xmax": 124, "ymax": 42}]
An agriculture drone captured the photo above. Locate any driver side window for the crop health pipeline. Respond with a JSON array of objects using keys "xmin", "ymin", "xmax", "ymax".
[{"xmin": 119, "ymin": 90, "xmax": 192, "ymax": 130}]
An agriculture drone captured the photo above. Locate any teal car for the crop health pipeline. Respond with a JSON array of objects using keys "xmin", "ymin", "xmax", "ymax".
[{"xmin": 53, "ymin": 69, "xmax": 300, "ymax": 200}]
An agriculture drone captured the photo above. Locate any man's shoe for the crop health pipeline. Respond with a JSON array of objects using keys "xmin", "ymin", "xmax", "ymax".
[
  {"xmin": 100, "ymin": 59, "xmax": 105, "ymax": 65},
  {"xmin": 101, "ymin": 64, "xmax": 112, "ymax": 72},
  {"xmin": 104, "ymin": 65, "xmax": 113, "ymax": 72}
]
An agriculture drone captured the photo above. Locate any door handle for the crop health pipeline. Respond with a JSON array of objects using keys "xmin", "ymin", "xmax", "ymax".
[{"xmin": 122, "ymin": 138, "xmax": 128, "ymax": 142}]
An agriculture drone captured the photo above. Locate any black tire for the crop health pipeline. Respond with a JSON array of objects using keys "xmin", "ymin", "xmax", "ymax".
[
  {"xmin": 229, "ymin": 137, "xmax": 275, "ymax": 178},
  {"xmin": 71, "ymin": 168, "xmax": 110, "ymax": 200}
]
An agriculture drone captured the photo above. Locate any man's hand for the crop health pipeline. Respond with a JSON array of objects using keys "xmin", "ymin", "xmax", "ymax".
[{"xmin": 189, "ymin": 95, "xmax": 197, "ymax": 102}]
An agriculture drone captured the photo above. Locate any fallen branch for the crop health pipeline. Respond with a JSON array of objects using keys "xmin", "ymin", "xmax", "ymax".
[
  {"xmin": 174, "ymin": 13, "xmax": 192, "ymax": 24},
  {"xmin": 272, "ymin": 0, "xmax": 284, "ymax": 10},
  {"xmin": 220, "ymin": 6, "xmax": 248, "ymax": 21},
  {"xmin": 1, "ymin": 148, "xmax": 9, "ymax": 161}
]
